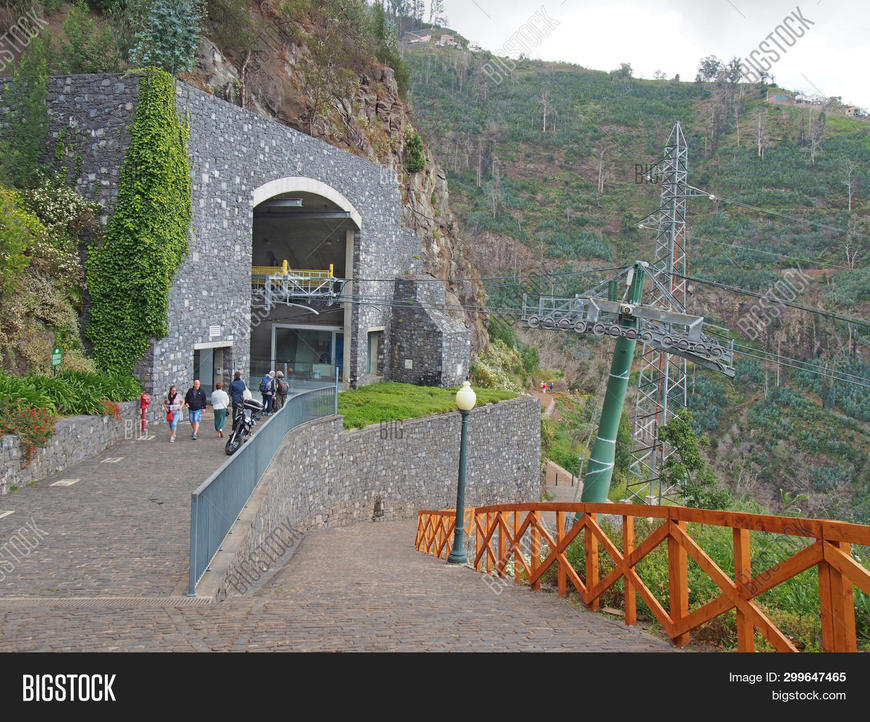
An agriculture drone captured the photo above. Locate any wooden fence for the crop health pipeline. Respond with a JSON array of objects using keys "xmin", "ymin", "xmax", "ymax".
[{"xmin": 415, "ymin": 502, "xmax": 870, "ymax": 652}]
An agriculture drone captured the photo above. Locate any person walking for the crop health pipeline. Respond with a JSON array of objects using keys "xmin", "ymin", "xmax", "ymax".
[
  {"xmin": 274, "ymin": 370, "xmax": 289, "ymax": 410},
  {"xmin": 162, "ymin": 385, "xmax": 182, "ymax": 443},
  {"xmin": 184, "ymin": 379, "xmax": 208, "ymax": 440},
  {"xmin": 229, "ymin": 370, "xmax": 246, "ymax": 422},
  {"xmin": 259, "ymin": 370, "xmax": 276, "ymax": 415},
  {"xmin": 211, "ymin": 381, "xmax": 230, "ymax": 439}
]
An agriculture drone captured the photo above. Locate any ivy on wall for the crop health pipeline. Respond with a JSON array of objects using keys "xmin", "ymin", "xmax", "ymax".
[{"xmin": 86, "ymin": 67, "xmax": 192, "ymax": 374}]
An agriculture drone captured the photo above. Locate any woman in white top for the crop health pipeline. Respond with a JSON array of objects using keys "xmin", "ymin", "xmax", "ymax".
[{"xmin": 211, "ymin": 382, "xmax": 231, "ymax": 439}]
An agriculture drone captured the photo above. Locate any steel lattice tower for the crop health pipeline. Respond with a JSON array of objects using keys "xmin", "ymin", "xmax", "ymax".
[{"xmin": 628, "ymin": 122, "xmax": 711, "ymax": 504}]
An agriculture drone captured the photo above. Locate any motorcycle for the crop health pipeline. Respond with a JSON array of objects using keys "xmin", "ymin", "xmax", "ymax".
[{"xmin": 225, "ymin": 397, "xmax": 264, "ymax": 455}]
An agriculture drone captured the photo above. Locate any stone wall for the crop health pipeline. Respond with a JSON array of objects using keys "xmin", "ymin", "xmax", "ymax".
[
  {"xmin": 213, "ymin": 395, "xmax": 540, "ymax": 598},
  {"xmin": 0, "ymin": 74, "xmax": 470, "ymax": 396},
  {"xmin": 0, "ymin": 401, "xmax": 163, "ymax": 494}
]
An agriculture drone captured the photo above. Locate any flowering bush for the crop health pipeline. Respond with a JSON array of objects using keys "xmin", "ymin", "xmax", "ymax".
[
  {"xmin": 102, "ymin": 399, "xmax": 121, "ymax": 419},
  {"xmin": 0, "ymin": 398, "xmax": 56, "ymax": 467},
  {"xmin": 19, "ymin": 175, "xmax": 104, "ymax": 244}
]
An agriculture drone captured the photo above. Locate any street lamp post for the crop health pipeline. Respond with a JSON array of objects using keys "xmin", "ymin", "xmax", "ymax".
[{"xmin": 448, "ymin": 381, "xmax": 476, "ymax": 564}]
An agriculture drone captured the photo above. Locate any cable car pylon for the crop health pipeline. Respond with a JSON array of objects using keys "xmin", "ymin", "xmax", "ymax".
[{"xmin": 521, "ymin": 260, "xmax": 734, "ymax": 505}]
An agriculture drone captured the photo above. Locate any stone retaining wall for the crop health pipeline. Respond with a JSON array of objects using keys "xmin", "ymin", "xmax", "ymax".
[
  {"xmin": 211, "ymin": 395, "xmax": 541, "ymax": 598},
  {"xmin": 0, "ymin": 402, "xmax": 163, "ymax": 494}
]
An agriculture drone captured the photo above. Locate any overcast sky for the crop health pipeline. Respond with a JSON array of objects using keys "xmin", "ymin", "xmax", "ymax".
[{"xmin": 441, "ymin": 0, "xmax": 870, "ymax": 109}]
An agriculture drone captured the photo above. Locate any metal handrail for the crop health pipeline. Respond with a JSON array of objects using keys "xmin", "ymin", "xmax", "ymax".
[{"xmin": 188, "ymin": 386, "xmax": 336, "ymax": 595}]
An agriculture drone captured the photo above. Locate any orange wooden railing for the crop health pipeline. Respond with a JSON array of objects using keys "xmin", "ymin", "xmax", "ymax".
[
  {"xmin": 415, "ymin": 502, "xmax": 870, "ymax": 652},
  {"xmin": 415, "ymin": 508, "xmax": 476, "ymax": 560}
]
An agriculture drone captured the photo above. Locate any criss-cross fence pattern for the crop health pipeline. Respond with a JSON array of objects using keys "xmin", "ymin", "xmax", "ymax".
[
  {"xmin": 415, "ymin": 502, "xmax": 870, "ymax": 652},
  {"xmin": 415, "ymin": 508, "xmax": 476, "ymax": 559},
  {"xmin": 189, "ymin": 387, "xmax": 336, "ymax": 595}
]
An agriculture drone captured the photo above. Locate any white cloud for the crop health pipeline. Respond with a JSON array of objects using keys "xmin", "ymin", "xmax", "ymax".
[{"xmin": 442, "ymin": 0, "xmax": 870, "ymax": 108}]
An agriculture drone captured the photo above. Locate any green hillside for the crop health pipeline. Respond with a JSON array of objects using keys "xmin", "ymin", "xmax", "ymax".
[{"xmin": 405, "ymin": 43, "xmax": 870, "ymax": 524}]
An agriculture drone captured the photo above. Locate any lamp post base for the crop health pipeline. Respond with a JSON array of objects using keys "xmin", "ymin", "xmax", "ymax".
[{"xmin": 447, "ymin": 533, "xmax": 467, "ymax": 564}]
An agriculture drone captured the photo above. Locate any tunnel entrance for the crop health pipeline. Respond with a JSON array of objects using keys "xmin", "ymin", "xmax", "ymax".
[{"xmin": 249, "ymin": 179, "xmax": 359, "ymax": 390}]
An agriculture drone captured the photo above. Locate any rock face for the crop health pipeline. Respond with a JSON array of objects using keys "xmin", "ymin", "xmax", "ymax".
[{"xmin": 187, "ymin": 36, "xmax": 488, "ymax": 354}]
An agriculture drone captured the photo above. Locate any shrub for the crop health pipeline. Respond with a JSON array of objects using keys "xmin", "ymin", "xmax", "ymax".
[
  {"xmin": 404, "ymin": 131, "xmax": 426, "ymax": 173},
  {"xmin": 0, "ymin": 186, "xmax": 36, "ymax": 293},
  {"xmin": 58, "ymin": 1, "xmax": 124, "ymax": 73},
  {"xmin": 0, "ymin": 397, "xmax": 55, "ymax": 466}
]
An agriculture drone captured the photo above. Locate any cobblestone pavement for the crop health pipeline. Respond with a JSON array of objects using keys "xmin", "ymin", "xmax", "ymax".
[
  {"xmin": 0, "ymin": 408, "xmax": 233, "ymax": 598},
  {"xmin": 0, "ymin": 520, "xmax": 676, "ymax": 652}
]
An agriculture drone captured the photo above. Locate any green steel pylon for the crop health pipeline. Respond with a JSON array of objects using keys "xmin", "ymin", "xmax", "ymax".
[{"xmin": 579, "ymin": 261, "xmax": 646, "ymax": 504}]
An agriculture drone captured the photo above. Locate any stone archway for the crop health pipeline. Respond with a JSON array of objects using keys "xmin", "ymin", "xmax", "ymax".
[{"xmin": 249, "ymin": 177, "xmax": 361, "ymax": 389}]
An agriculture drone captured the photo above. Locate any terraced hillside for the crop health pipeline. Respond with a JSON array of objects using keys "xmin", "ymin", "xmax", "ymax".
[{"xmin": 405, "ymin": 40, "xmax": 870, "ymax": 523}]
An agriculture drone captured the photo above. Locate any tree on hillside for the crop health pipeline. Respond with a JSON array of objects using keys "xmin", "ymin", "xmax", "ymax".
[
  {"xmin": 0, "ymin": 34, "xmax": 49, "ymax": 189},
  {"xmin": 715, "ymin": 57, "xmax": 744, "ymax": 145},
  {"xmin": 756, "ymin": 108, "xmax": 767, "ymax": 159},
  {"xmin": 805, "ymin": 109, "xmax": 826, "ymax": 165},
  {"xmin": 659, "ymin": 409, "xmax": 733, "ymax": 509},
  {"xmin": 539, "ymin": 82, "xmax": 550, "ymax": 133},
  {"xmin": 612, "ymin": 62, "xmax": 632, "ymax": 79},
  {"xmin": 696, "ymin": 54, "xmax": 722, "ymax": 82},
  {"xmin": 129, "ymin": 0, "xmax": 205, "ymax": 75},
  {"xmin": 428, "ymin": 0, "xmax": 445, "ymax": 26}
]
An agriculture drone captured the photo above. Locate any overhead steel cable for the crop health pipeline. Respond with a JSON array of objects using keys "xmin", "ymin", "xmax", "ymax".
[
  {"xmin": 686, "ymin": 234, "xmax": 854, "ymax": 272},
  {"xmin": 709, "ymin": 196, "xmax": 869, "ymax": 241},
  {"xmin": 728, "ymin": 347, "xmax": 870, "ymax": 390},
  {"xmin": 673, "ymin": 273, "xmax": 870, "ymax": 330}
]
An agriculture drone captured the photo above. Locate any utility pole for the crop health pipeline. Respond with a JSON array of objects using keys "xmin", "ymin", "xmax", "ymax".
[{"xmin": 629, "ymin": 121, "xmax": 715, "ymax": 505}]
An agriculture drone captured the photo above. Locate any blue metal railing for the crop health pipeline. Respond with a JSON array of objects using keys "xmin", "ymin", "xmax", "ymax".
[{"xmin": 188, "ymin": 386, "xmax": 336, "ymax": 595}]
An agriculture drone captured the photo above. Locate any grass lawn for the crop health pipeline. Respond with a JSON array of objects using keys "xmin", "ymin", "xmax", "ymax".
[{"xmin": 338, "ymin": 382, "xmax": 517, "ymax": 429}]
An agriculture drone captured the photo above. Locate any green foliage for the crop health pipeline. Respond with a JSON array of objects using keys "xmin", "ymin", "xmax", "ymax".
[
  {"xmin": 0, "ymin": 368, "xmax": 140, "ymax": 465},
  {"xmin": 19, "ymin": 175, "xmax": 104, "ymax": 246},
  {"xmin": 337, "ymin": 382, "xmax": 515, "ymax": 429},
  {"xmin": 130, "ymin": 0, "xmax": 204, "ymax": 75},
  {"xmin": 688, "ymin": 371, "xmax": 728, "ymax": 432},
  {"xmin": 659, "ymin": 408, "xmax": 733, "ymax": 509},
  {"xmin": 0, "ymin": 186, "xmax": 36, "ymax": 293},
  {"xmin": 486, "ymin": 314, "xmax": 518, "ymax": 348},
  {"xmin": 86, "ymin": 68, "xmax": 192, "ymax": 375},
  {"xmin": 404, "ymin": 131, "xmax": 426, "ymax": 173},
  {"xmin": 792, "ymin": 355, "xmax": 870, "ymax": 422},
  {"xmin": 58, "ymin": 1, "xmax": 124, "ymax": 73},
  {"xmin": 0, "ymin": 34, "xmax": 50, "ymax": 188},
  {"xmin": 370, "ymin": 1, "xmax": 409, "ymax": 96},
  {"xmin": 105, "ymin": 0, "xmax": 153, "ymax": 61},
  {"xmin": 205, "ymin": 0, "xmax": 257, "ymax": 55},
  {"xmin": 0, "ymin": 370, "xmax": 141, "ymax": 416},
  {"xmin": 470, "ymin": 339, "xmax": 523, "ymax": 392},
  {"xmin": 614, "ymin": 408, "xmax": 631, "ymax": 478}
]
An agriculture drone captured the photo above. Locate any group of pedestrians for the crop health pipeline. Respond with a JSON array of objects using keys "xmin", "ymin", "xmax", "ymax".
[
  {"xmin": 162, "ymin": 380, "xmax": 209, "ymax": 443},
  {"xmin": 257, "ymin": 370, "xmax": 289, "ymax": 414},
  {"xmin": 161, "ymin": 371, "xmax": 289, "ymax": 443}
]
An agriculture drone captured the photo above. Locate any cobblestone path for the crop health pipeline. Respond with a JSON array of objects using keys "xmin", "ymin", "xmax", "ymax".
[{"xmin": 0, "ymin": 415, "xmax": 675, "ymax": 652}]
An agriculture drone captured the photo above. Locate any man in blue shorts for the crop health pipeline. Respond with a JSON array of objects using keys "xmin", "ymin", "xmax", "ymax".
[{"xmin": 184, "ymin": 379, "xmax": 208, "ymax": 440}]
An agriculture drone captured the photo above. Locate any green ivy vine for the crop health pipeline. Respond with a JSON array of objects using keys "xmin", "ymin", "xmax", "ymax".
[{"xmin": 86, "ymin": 67, "xmax": 191, "ymax": 374}]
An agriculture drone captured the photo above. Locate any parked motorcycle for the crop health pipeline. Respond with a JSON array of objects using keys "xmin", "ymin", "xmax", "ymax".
[{"xmin": 225, "ymin": 397, "xmax": 264, "ymax": 455}]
